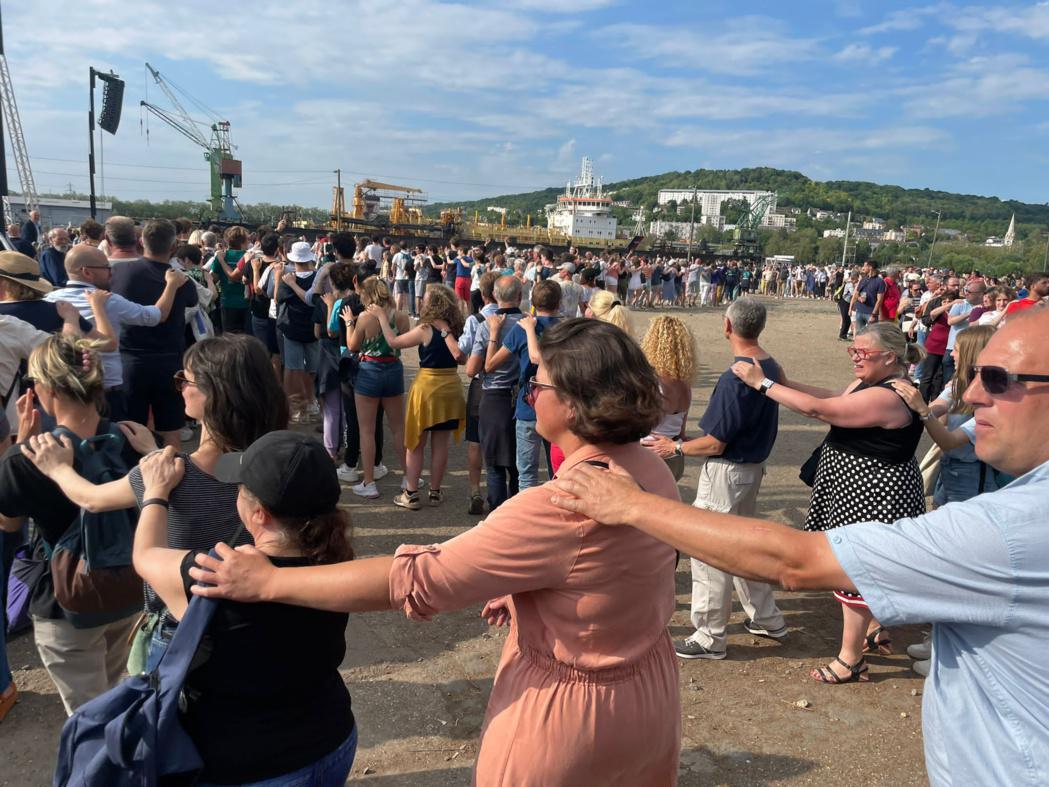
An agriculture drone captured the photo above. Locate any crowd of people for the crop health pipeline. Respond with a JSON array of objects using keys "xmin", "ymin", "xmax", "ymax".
[{"xmin": 0, "ymin": 210, "xmax": 1046, "ymax": 786}]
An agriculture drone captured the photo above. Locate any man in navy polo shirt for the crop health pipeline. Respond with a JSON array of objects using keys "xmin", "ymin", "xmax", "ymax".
[
  {"xmin": 484, "ymin": 279, "xmax": 561, "ymax": 491},
  {"xmin": 646, "ymin": 297, "xmax": 788, "ymax": 660},
  {"xmin": 850, "ymin": 259, "xmax": 886, "ymax": 333},
  {"xmin": 110, "ymin": 219, "xmax": 198, "ymax": 448}
]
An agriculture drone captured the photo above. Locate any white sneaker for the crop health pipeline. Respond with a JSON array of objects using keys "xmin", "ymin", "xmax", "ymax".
[
  {"xmin": 351, "ymin": 481, "xmax": 380, "ymax": 499},
  {"xmin": 372, "ymin": 463, "xmax": 389, "ymax": 481},
  {"xmin": 337, "ymin": 465, "xmax": 360, "ymax": 484}
]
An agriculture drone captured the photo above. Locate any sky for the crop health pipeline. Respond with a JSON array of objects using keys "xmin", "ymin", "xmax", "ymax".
[{"xmin": 6, "ymin": 1, "xmax": 1049, "ymax": 209}]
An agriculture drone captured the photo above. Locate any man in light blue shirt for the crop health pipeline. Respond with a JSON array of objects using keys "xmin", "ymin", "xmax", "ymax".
[
  {"xmin": 548, "ymin": 308, "xmax": 1049, "ymax": 786},
  {"xmin": 45, "ymin": 245, "xmax": 185, "ymax": 419},
  {"xmin": 943, "ymin": 279, "xmax": 984, "ymax": 383}
]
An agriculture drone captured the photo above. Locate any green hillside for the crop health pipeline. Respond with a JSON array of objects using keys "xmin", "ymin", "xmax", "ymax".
[{"xmin": 427, "ymin": 167, "xmax": 1046, "ymax": 241}]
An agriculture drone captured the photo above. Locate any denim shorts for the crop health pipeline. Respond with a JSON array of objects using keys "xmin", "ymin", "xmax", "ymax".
[
  {"xmin": 283, "ymin": 337, "xmax": 321, "ymax": 373},
  {"xmin": 354, "ymin": 359, "xmax": 404, "ymax": 398}
]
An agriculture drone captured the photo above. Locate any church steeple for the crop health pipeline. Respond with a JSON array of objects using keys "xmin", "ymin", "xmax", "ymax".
[{"xmin": 1004, "ymin": 213, "xmax": 1016, "ymax": 247}]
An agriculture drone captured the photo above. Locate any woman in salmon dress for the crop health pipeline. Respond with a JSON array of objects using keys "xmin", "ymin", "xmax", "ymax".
[{"xmin": 191, "ymin": 319, "xmax": 683, "ymax": 786}]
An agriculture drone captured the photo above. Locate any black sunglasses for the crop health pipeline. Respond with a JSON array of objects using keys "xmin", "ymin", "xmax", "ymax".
[{"xmin": 973, "ymin": 365, "xmax": 1049, "ymax": 395}]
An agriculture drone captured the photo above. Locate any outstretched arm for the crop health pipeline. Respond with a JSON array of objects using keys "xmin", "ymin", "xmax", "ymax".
[
  {"xmin": 191, "ymin": 544, "xmax": 396, "ymax": 612},
  {"xmin": 21, "ymin": 433, "xmax": 137, "ymax": 512},
  {"xmin": 549, "ymin": 463, "xmax": 854, "ymax": 592},
  {"xmin": 732, "ymin": 361, "xmax": 902, "ymax": 428}
]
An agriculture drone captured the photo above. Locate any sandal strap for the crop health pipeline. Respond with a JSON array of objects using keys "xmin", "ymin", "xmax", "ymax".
[{"xmin": 834, "ymin": 656, "xmax": 866, "ymax": 675}]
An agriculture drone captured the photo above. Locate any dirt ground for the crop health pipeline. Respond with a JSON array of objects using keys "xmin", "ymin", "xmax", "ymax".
[{"xmin": 0, "ymin": 296, "xmax": 931, "ymax": 786}]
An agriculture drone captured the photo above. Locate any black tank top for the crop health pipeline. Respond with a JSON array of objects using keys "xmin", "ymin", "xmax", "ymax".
[
  {"xmin": 419, "ymin": 326, "xmax": 457, "ymax": 369},
  {"xmin": 826, "ymin": 379, "xmax": 923, "ymax": 464}
]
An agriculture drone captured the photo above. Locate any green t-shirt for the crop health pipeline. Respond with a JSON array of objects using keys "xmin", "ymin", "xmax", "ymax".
[{"xmin": 210, "ymin": 250, "xmax": 248, "ymax": 309}]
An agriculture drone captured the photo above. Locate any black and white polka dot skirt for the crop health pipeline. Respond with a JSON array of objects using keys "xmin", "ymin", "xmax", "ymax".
[{"xmin": 804, "ymin": 443, "xmax": 925, "ymax": 606}]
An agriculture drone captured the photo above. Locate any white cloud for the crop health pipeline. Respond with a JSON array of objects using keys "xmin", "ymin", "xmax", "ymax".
[
  {"xmin": 596, "ymin": 18, "xmax": 820, "ymax": 75},
  {"xmin": 901, "ymin": 54, "xmax": 1049, "ymax": 118},
  {"xmin": 504, "ymin": 0, "xmax": 618, "ymax": 10},
  {"xmin": 834, "ymin": 43, "xmax": 897, "ymax": 63}
]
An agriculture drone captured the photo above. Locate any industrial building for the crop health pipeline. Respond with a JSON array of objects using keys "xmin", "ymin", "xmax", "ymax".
[{"xmin": 6, "ymin": 196, "xmax": 113, "ymax": 229}]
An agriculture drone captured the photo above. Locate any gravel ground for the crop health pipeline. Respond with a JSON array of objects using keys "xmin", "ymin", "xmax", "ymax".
[{"xmin": 0, "ymin": 295, "xmax": 930, "ymax": 786}]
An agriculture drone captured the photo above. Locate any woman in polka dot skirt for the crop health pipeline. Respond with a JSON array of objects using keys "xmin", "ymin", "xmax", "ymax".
[{"xmin": 733, "ymin": 321, "xmax": 926, "ymax": 684}]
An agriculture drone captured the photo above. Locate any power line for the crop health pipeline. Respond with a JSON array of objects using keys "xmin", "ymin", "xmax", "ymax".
[{"xmin": 26, "ymin": 156, "xmax": 541, "ymax": 190}]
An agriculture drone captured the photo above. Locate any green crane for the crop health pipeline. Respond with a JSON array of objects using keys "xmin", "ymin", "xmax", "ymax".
[
  {"xmin": 139, "ymin": 63, "xmax": 242, "ymax": 221},
  {"xmin": 732, "ymin": 193, "xmax": 773, "ymax": 258}
]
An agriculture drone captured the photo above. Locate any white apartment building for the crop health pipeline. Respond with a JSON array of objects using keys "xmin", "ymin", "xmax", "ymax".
[{"xmin": 657, "ymin": 189, "xmax": 778, "ymax": 218}]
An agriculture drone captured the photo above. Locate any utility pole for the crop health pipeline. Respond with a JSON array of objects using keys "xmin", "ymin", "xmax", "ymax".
[
  {"xmin": 839, "ymin": 211, "xmax": 851, "ymax": 267},
  {"xmin": 0, "ymin": 1, "xmax": 8, "ymax": 232},
  {"xmin": 334, "ymin": 168, "xmax": 342, "ymax": 231},
  {"xmin": 88, "ymin": 68, "xmax": 97, "ymax": 218},
  {"xmin": 927, "ymin": 209, "xmax": 942, "ymax": 268},
  {"xmin": 686, "ymin": 186, "xmax": 696, "ymax": 262}
]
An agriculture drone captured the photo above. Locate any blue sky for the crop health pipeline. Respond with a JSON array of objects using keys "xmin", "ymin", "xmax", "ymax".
[{"xmin": 8, "ymin": 1, "xmax": 1049, "ymax": 208}]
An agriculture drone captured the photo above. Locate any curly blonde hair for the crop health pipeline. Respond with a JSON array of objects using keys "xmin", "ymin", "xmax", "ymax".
[
  {"xmin": 419, "ymin": 284, "xmax": 464, "ymax": 337},
  {"xmin": 640, "ymin": 316, "xmax": 696, "ymax": 382},
  {"xmin": 587, "ymin": 289, "xmax": 633, "ymax": 336}
]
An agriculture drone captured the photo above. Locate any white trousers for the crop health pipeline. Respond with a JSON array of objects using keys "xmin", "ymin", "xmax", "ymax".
[{"xmin": 688, "ymin": 459, "xmax": 785, "ymax": 652}]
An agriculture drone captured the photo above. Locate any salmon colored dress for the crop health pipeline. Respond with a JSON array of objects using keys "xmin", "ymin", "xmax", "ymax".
[{"xmin": 388, "ymin": 443, "xmax": 682, "ymax": 786}]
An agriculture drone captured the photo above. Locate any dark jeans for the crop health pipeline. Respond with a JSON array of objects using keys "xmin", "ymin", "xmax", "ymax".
[
  {"xmin": 942, "ymin": 353, "xmax": 956, "ymax": 388},
  {"xmin": 341, "ymin": 391, "xmax": 384, "ymax": 468},
  {"xmin": 220, "ymin": 307, "xmax": 251, "ymax": 334},
  {"xmin": 837, "ymin": 299, "xmax": 852, "ymax": 339},
  {"xmin": 919, "ymin": 352, "xmax": 946, "ymax": 402},
  {"xmin": 486, "ymin": 465, "xmax": 519, "ymax": 511}
]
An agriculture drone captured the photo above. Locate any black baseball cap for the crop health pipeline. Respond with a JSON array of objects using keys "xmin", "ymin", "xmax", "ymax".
[{"xmin": 213, "ymin": 431, "xmax": 341, "ymax": 518}]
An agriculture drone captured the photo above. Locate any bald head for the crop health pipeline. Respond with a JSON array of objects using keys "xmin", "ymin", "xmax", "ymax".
[
  {"xmin": 963, "ymin": 308, "xmax": 1049, "ymax": 477},
  {"xmin": 493, "ymin": 274, "xmax": 522, "ymax": 306},
  {"xmin": 65, "ymin": 245, "xmax": 109, "ymax": 276}
]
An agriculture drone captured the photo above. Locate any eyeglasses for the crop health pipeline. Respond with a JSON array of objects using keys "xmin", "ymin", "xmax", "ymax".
[
  {"xmin": 173, "ymin": 371, "xmax": 200, "ymax": 392},
  {"xmin": 972, "ymin": 365, "xmax": 1049, "ymax": 395},
  {"xmin": 845, "ymin": 346, "xmax": 888, "ymax": 361},
  {"xmin": 524, "ymin": 377, "xmax": 558, "ymax": 407}
]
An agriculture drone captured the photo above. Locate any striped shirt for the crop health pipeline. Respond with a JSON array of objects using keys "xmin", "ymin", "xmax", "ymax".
[{"xmin": 128, "ymin": 453, "xmax": 250, "ymax": 620}]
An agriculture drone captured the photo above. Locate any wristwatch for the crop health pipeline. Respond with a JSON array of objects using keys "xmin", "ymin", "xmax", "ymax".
[
  {"xmin": 759, "ymin": 377, "xmax": 776, "ymax": 393},
  {"xmin": 919, "ymin": 410, "xmax": 934, "ymax": 421},
  {"xmin": 674, "ymin": 440, "xmax": 683, "ymax": 457},
  {"xmin": 440, "ymin": 329, "xmax": 450, "ymax": 338}
]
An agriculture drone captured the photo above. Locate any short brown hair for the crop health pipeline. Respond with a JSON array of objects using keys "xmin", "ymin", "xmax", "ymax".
[
  {"xmin": 539, "ymin": 318, "xmax": 662, "ymax": 445},
  {"xmin": 141, "ymin": 219, "xmax": 177, "ymax": 257},
  {"xmin": 223, "ymin": 225, "xmax": 249, "ymax": 249},
  {"xmin": 531, "ymin": 279, "xmax": 562, "ymax": 312},
  {"xmin": 79, "ymin": 219, "xmax": 104, "ymax": 242},
  {"xmin": 479, "ymin": 271, "xmax": 498, "ymax": 302}
]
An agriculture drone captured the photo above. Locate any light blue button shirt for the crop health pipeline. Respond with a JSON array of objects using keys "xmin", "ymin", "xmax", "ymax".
[
  {"xmin": 829, "ymin": 459, "xmax": 1049, "ymax": 786},
  {"xmin": 946, "ymin": 301, "xmax": 973, "ymax": 350},
  {"xmin": 46, "ymin": 283, "xmax": 162, "ymax": 388}
]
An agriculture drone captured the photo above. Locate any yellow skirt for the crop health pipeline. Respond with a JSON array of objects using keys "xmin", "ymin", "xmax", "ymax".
[{"xmin": 404, "ymin": 367, "xmax": 466, "ymax": 450}]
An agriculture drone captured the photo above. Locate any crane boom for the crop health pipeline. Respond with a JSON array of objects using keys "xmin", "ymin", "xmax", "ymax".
[
  {"xmin": 144, "ymin": 63, "xmax": 209, "ymax": 149},
  {"xmin": 140, "ymin": 101, "xmax": 208, "ymax": 150},
  {"xmin": 139, "ymin": 62, "xmax": 241, "ymax": 221},
  {"xmin": 0, "ymin": 51, "xmax": 37, "ymax": 222}
]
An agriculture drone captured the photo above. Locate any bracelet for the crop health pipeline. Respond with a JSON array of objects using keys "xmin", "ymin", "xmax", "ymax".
[
  {"xmin": 141, "ymin": 497, "xmax": 169, "ymax": 509},
  {"xmin": 919, "ymin": 411, "xmax": 934, "ymax": 422}
]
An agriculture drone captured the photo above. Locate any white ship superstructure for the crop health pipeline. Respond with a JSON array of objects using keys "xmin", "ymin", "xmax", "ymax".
[{"xmin": 545, "ymin": 157, "xmax": 618, "ymax": 241}]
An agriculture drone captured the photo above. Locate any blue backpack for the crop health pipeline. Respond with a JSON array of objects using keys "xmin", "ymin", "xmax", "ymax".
[
  {"xmin": 53, "ymin": 571, "xmax": 220, "ymax": 786},
  {"xmin": 46, "ymin": 424, "xmax": 142, "ymax": 629}
]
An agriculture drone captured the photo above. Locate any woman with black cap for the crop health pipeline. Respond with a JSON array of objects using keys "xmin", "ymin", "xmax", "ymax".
[{"xmin": 130, "ymin": 431, "xmax": 356, "ymax": 786}]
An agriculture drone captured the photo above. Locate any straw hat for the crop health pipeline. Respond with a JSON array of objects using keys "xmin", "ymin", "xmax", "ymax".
[{"xmin": 0, "ymin": 251, "xmax": 52, "ymax": 294}]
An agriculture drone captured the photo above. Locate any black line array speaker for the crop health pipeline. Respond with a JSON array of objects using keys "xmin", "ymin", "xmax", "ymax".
[{"xmin": 98, "ymin": 74, "xmax": 124, "ymax": 135}]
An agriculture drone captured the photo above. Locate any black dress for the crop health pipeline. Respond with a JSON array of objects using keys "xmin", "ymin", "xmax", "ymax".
[{"xmin": 804, "ymin": 378, "xmax": 926, "ymax": 607}]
